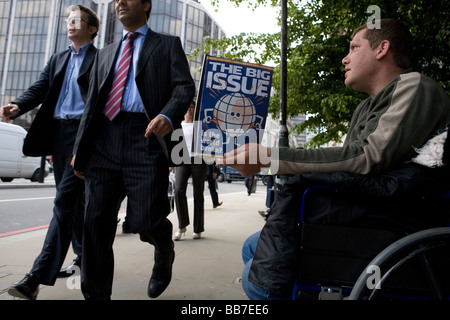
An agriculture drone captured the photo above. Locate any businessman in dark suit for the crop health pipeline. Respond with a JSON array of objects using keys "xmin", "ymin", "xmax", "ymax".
[
  {"xmin": 1, "ymin": 5, "xmax": 99, "ymax": 300},
  {"xmin": 73, "ymin": 0, "xmax": 195, "ymax": 300}
]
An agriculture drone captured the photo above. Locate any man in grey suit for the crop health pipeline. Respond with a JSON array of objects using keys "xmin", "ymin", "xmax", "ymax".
[
  {"xmin": 73, "ymin": 0, "xmax": 195, "ymax": 300},
  {"xmin": 1, "ymin": 4, "xmax": 99, "ymax": 300}
]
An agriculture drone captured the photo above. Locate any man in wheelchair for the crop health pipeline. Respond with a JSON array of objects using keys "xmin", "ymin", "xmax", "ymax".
[{"xmin": 222, "ymin": 19, "xmax": 450, "ymax": 299}]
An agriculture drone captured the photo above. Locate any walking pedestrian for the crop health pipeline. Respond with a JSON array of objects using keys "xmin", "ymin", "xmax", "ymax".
[
  {"xmin": 173, "ymin": 102, "xmax": 207, "ymax": 240},
  {"xmin": 72, "ymin": 0, "xmax": 195, "ymax": 299},
  {"xmin": 2, "ymin": 4, "xmax": 99, "ymax": 300}
]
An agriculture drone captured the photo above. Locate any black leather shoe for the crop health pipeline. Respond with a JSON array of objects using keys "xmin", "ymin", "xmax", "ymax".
[
  {"xmin": 58, "ymin": 256, "xmax": 81, "ymax": 278},
  {"xmin": 122, "ymin": 220, "xmax": 132, "ymax": 234},
  {"xmin": 8, "ymin": 273, "xmax": 40, "ymax": 300},
  {"xmin": 213, "ymin": 201, "xmax": 223, "ymax": 208},
  {"xmin": 148, "ymin": 249, "xmax": 175, "ymax": 298}
]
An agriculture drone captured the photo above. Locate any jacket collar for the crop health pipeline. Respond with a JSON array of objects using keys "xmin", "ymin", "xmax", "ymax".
[
  {"xmin": 78, "ymin": 43, "xmax": 97, "ymax": 78},
  {"xmin": 136, "ymin": 29, "xmax": 160, "ymax": 77}
]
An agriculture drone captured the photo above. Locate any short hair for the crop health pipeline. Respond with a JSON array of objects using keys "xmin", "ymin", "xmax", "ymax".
[
  {"xmin": 353, "ymin": 19, "xmax": 413, "ymax": 69},
  {"xmin": 68, "ymin": 4, "xmax": 100, "ymax": 40}
]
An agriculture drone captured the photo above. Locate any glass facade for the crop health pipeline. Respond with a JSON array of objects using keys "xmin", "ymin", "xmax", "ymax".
[
  {"xmin": 0, "ymin": 0, "xmax": 225, "ymax": 129},
  {"xmin": 0, "ymin": 0, "xmax": 98, "ymax": 128},
  {"xmin": 150, "ymin": 0, "xmax": 183, "ymax": 37},
  {"xmin": 149, "ymin": 0, "xmax": 226, "ymax": 89}
]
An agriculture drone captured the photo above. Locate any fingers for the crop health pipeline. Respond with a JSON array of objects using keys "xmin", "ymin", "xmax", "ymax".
[
  {"xmin": 71, "ymin": 155, "xmax": 85, "ymax": 180},
  {"xmin": 217, "ymin": 144, "xmax": 257, "ymax": 177},
  {"xmin": 145, "ymin": 115, "xmax": 171, "ymax": 137},
  {"xmin": 221, "ymin": 144, "xmax": 250, "ymax": 166},
  {"xmin": 74, "ymin": 170, "xmax": 85, "ymax": 180},
  {"xmin": 0, "ymin": 104, "xmax": 19, "ymax": 122},
  {"xmin": 0, "ymin": 110, "xmax": 9, "ymax": 122}
]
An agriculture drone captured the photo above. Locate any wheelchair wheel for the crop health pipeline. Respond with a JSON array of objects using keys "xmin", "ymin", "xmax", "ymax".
[{"xmin": 349, "ymin": 227, "xmax": 450, "ymax": 300}]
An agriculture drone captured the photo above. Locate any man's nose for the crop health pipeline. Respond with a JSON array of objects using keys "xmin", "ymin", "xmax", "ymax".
[{"xmin": 342, "ymin": 55, "xmax": 349, "ymax": 65}]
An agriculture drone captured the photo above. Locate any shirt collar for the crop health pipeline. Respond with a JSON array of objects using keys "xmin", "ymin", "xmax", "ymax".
[
  {"xmin": 68, "ymin": 42, "xmax": 91, "ymax": 55},
  {"xmin": 122, "ymin": 24, "xmax": 149, "ymax": 41}
]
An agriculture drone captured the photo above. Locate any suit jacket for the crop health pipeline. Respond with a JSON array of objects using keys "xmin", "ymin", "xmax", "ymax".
[
  {"xmin": 12, "ymin": 43, "xmax": 98, "ymax": 156},
  {"xmin": 73, "ymin": 29, "xmax": 195, "ymax": 171}
]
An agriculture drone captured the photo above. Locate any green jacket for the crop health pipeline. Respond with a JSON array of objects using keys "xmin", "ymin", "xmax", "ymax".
[{"xmin": 273, "ymin": 70, "xmax": 450, "ymax": 175}]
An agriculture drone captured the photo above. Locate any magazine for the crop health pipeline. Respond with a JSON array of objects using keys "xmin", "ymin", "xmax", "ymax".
[{"xmin": 194, "ymin": 55, "xmax": 274, "ymax": 160}]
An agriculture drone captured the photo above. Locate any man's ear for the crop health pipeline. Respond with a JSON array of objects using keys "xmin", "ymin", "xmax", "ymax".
[
  {"xmin": 89, "ymin": 26, "xmax": 98, "ymax": 38},
  {"xmin": 376, "ymin": 40, "xmax": 390, "ymax": 60},
  {"xmin": 144, "ymin": 1, "xmax": 151, "ymax": 14}
]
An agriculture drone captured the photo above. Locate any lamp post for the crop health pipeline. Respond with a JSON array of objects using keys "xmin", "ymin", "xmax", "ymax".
[
  {"xmin": 279, "ymin": 0, "xmax": 288, "ymax": 148},
  {"xmin": 276, "ymin": 0, "xmax": 289, "ymax": 187}
]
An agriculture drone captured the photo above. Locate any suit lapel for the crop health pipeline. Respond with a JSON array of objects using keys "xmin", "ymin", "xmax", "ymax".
[
  {"xmin": 54, "ymin": 51, "xmax": 70, "ymax": 82},
  {"xmin": 136, "ymin": 30, "xmax": 160, "ymax": 77},
  {"xmin": 78, "ymin": 44, "xmax": 96, "ymax": 78},
  {"xmin": 99, "ymin": 42, "xmax": 121, "ymax": 91}
]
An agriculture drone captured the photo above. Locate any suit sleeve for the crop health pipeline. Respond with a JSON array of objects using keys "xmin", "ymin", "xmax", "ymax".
[
  {"xmin": 271, "ymin": 72, "xmax": 450, "ymax": 175},
  {"xmin": 159, "ymin": 37, "xmax": 195, "ymax": 127},
  {"xmin": 11, "ymin": 56, "xmax": 54, "ymax": 117}
]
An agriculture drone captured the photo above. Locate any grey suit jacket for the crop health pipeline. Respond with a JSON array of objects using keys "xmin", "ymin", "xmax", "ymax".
[
  {"xmin": 12, "ymin": 43, "xmax": 98, "ymax": 156},
  {"xmin": 74, "ymin": 29, "xmax": 195, "ymax": 170}
]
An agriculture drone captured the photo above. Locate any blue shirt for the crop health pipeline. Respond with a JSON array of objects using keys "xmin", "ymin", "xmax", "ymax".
[
  {"xmin": 118, "ymin": 25, "xmax": 172, "ymax": 128},
  {"xmin": 117, "ymin": 25, "xmax": 146, "ymax": 114},
  {"xmin": 54, "ymin": 42, "xmax": 91, "ymax": 120}
]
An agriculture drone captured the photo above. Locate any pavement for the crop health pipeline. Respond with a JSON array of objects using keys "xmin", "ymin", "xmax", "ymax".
[{"xmin": 0, "ymin": 176, "xmax": 268, "ymax": 301}]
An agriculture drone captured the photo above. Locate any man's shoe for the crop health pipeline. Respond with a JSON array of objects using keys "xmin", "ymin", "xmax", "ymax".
[
  {"xmin": 258, "ymin": 210, "xmax": 268, "ymax": 217},
  {"xmin": 122, "ymin": 220, "xmax": 132, "ymax": 234},
  {"xmin": 213, "ymin": 201, "xmax": 223, "ymax": 208},
  {"xmin": 58, "ymin": 256, "xmax": 81, "ymax": 278},
  {"xmin": 148, "ymin": 249, "xmax": 175, "ymax": 298},
  {"xmin": 8, "ymin": 274, "xmax": 40, "ymax": 300}
]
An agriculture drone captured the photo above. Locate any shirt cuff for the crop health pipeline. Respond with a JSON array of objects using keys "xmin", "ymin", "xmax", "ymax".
[{"xmin": 159, "ymin": 114, "xmax": 173, "ymax": 131}]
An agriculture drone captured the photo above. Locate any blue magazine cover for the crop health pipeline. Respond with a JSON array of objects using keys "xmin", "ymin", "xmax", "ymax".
[{"xmin": 194, "ymin": 55, "xmax": 274, "ymax": 159}]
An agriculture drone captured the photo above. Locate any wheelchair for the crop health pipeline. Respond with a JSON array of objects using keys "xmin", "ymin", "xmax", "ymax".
[{"xmin": 292, "ymin": 185, "xmax": 450, "ymax": 300}]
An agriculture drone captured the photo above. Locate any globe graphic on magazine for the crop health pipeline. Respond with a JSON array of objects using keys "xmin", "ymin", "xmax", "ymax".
[{"xmin": 212, "ymin": 93, "xmax": 256, "ymax": 138}]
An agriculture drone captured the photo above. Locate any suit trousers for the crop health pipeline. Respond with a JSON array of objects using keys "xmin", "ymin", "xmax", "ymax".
[
  {"xmin": 207, "ymin": 165, "xmax": 219, "ymax": 206},
  {"xmin": 52, "ymin": 120, "xmax": 85, "ymax": 257},
  {"xmin": 207, "ymin": 176, "xmax": 219, "ymax": 206},
  {"xmin": 81, "ymin": 112, "xmax": 173, "ymax": 300},
  {"xmin": 174, "ymin": 162, "xmax": 207, "ymax": 233},
  {"xmin": 30, "ymin": 121, "xmax": 85, "ymax": 285}
]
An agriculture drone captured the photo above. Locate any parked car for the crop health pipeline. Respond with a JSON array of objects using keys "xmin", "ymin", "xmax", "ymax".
[
  {"xmin": 217, "ymin": 165, "xmax": 243, "ymax": 183},
  {"xmin": 0, "ymin": 122, "xmax": 49, "ymax": 182},
  {"xmin": 217, "ymin": 165, "xmax": 269, "ymax": 185}
]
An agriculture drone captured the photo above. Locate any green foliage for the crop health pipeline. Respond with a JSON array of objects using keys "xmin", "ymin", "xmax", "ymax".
[{"xmin": 190, "ymin": 0, "xmax": 449, "ymax": 147}]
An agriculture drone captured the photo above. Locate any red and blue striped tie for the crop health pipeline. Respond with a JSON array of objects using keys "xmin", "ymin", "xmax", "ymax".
[{"xmin": 104, "ymin": 32, "xmax": 136, "ymax": 121}]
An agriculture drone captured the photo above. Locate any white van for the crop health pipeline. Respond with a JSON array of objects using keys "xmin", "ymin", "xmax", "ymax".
[{"xmin": 0, "ymin": 122, "xmax": 49, "ymax": 182}]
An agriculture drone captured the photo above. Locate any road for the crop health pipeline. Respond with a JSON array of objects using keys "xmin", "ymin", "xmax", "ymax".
[
  {"xmin": 0, "ymin": 175, "xmax": 265, "ymax": 236},
  {"xmin": 0, "ymin": 187, "xmax": 56, "ymax": 235}
]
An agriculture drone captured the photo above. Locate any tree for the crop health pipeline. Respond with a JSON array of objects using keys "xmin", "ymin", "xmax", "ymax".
[{"xmin": 191, "ymin": 0, "xmax": 449, "ymax": 147}]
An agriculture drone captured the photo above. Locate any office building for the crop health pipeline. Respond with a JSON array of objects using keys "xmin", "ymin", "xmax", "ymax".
[{"xmin": 0, "ymin": 0, "xmax": 225, "ymax": 128}]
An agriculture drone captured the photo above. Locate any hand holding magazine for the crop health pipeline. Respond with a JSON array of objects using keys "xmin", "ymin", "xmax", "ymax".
[{"xmin": 193, "ymin": 55, "xmax": 274, "ymax": 168}]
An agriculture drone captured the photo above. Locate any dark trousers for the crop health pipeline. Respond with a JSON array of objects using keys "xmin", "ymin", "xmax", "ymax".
[
  {"xmin": 245, "ymin": 175, "xmax": 256, "ymax": 195},
  {"xmin": 81, "ymin": 113, "xmax": 173, "ymax": 300},
  {"xmin": 174, "ymin": 162, "xmax": 207, "ymax": 233},
  {"xmin": 207, "ymin": 175, "xmax": 219, "ymax": 206},
  {"xmin": 30, "ymin": 121, "xmax": 85, "ymax": 285}
]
